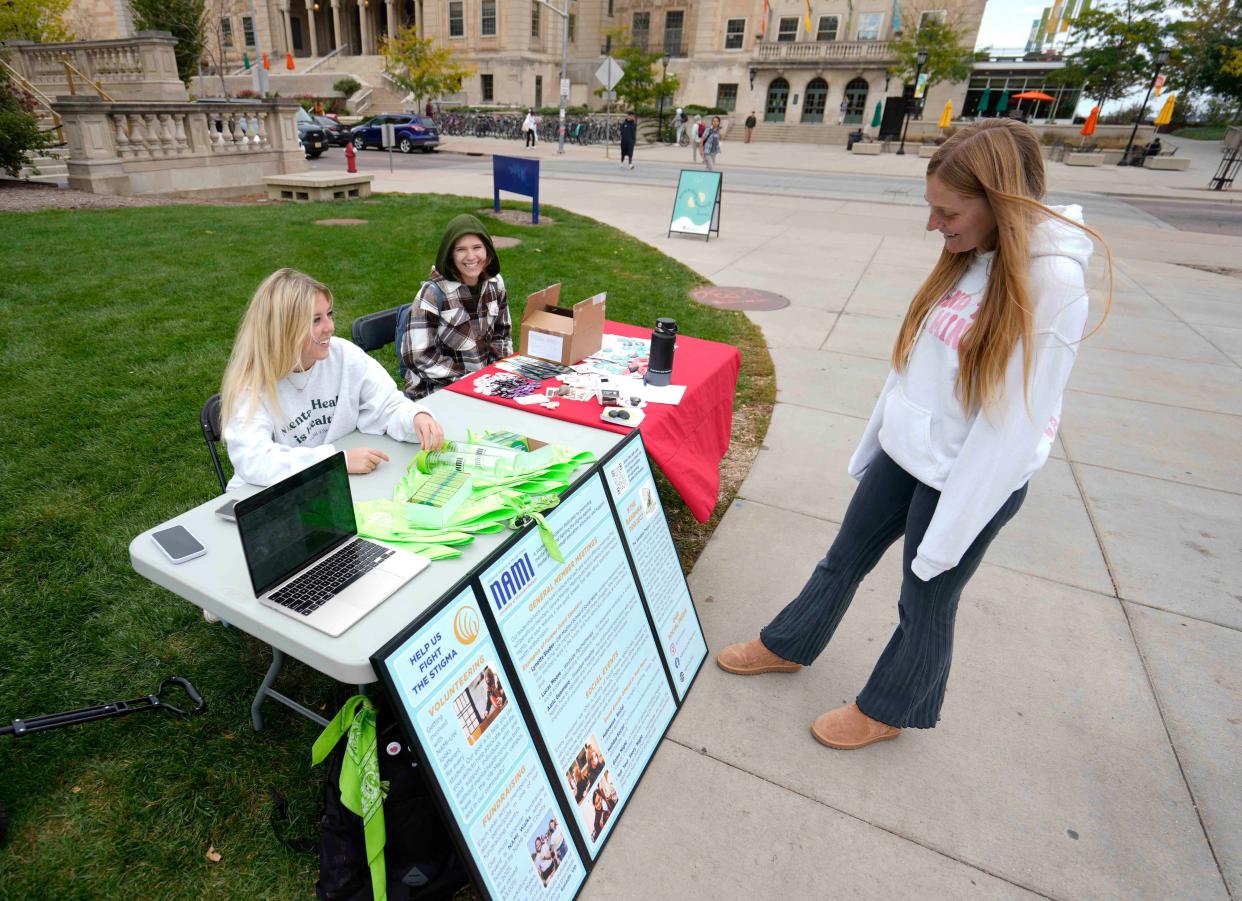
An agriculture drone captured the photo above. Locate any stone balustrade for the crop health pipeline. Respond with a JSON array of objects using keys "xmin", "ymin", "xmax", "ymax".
[
  {"xmin": 0, "ymin": 32, "xmax": 186, "ymax": 101},
  {"xmin": 756, "ymin": 41, "xmax": 894, "ymax": 65},
  {"xmin": 53, "ymin": 97, "xmax": 308, "ymax": 196}
]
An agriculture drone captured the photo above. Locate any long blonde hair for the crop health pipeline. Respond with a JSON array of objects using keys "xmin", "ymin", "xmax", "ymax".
[
  {"xmin": 220, "ymin": 268, "xmax": 332, "ymax": 425},
  {"xmin": 892, "ymin": 118, "xmax": 1112, "ymax": 412}
]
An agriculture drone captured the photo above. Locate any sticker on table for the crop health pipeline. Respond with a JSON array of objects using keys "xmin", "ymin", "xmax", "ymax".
[
  {"xmin": 481, "ymin": 478, "xmax": 676, "ymax": 859},
  {"xmin": 381, "ymin": 589, "xmax": 585, "ymax": 900},
  {"xmin": 602, "ymin": 433, "xmax": 707, "ymax": 699}
]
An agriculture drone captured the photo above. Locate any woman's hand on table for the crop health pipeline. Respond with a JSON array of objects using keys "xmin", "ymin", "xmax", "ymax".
[
  {"xmin": 414, "ymin": 412, "xmax": 445, "ymax": 451},
  {"xmin": 346, "ymin": 447, "xmax": 391, "ymax": 474}
]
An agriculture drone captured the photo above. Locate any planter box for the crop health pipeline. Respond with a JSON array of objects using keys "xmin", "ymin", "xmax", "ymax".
[
  {"xmin": 853, "ymin": 142, "xmax": 883, "ymax": 155},
  {"xmin": 1145, "ymin": 156, "xmax": 1190, "ymax": 171},
  {"xmin": 1065, "ymin": 152, "xmax": 1104, "ymax": 167},
  {"xmin": 918, "ymin": 144, "xmax": 937, "ymax": 158},
  {"xmin": 1099, "ymin": 149, "xmax": 1124, "ymax": 165}
]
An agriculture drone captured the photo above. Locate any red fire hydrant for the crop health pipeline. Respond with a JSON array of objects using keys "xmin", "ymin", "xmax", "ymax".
[{"xmin": 345, "ymin": 141, "xmax": 357, "ymax": 174}]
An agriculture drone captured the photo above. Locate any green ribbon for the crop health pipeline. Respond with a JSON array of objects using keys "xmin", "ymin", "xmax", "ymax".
[{"xmin": 312, "ymin": 696, "xmax": 386, "ymax": 901}]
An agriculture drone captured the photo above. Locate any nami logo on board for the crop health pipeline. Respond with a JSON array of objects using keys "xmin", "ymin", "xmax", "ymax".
[{"xmin": 489, "ymin": 552, "xmax": 535, "ymax": 613}]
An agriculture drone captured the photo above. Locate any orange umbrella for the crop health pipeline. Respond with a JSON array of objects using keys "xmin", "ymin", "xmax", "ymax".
[
  {"xmin": 1080, "ymin": 105, "xmax": 1100, "ymax": 137},
  {"xmin": 1011, "ymin": 91, "xmax": 1055, "ymax": 101},
  {"xmin": 261, "ymin": 52, "xmax": 270, "ymax": 70},
  {"xmin": 285, "ymin": 52, "xmax": 295, "ymax": 70}
]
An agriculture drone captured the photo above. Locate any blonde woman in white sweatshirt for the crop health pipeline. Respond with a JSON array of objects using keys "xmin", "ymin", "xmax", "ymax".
[
  {"xmin": 717, "ymin": 118, "xmax": 1111, "ymax": 750},
  {"xmin": 220, "ymin": 268, "xmax": 444, "ymax": 489}
]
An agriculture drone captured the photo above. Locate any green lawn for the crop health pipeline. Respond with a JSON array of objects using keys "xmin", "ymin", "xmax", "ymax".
[
  {"xmin": 0, "ymin": 193, "xmax": 772, "ymax": 899},
  {"xmin": 1170, "ymin": 126, "xmax": 1229, "ymax": 141}
]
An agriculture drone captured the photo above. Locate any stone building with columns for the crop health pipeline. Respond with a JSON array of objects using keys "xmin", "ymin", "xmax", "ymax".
[{"xmin": 62, "ymin": 0, "xmax": 986, "ymax": 136}]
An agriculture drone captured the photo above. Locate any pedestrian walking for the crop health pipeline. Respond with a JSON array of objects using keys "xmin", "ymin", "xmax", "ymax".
[
  {"xmin": 690, "ymin": 114, "xmax": 704, "ymax": 162},
  {"xmin": 522, "ymin": 108, "xmax": 537, "ymax": 148},
  {"xmin": 674, "ymin": 107, "xmax": 684, "ymax": 144},
  {"xmin": 716, "ymin": 118, "xmax": 1112, "ymax": 751},
  {"xmin": 745, "ymin": 111, "xmax": 757, "ymax": 144},
  {"xmin": 702, "ymin": 116, "xmax": 722, "ymax": 170},
  {"xmin": 619, "ymin": 111, "xmax": 637, "ymax": 169}
]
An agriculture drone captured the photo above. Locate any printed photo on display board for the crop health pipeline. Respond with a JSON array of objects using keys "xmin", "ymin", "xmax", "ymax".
[
  {"xmin": 376, "ymin": 588, "xmax": 586, "ymax": 901},
  {"xmin": 602, "ymin": 432, "xmax": 708, "ymax": 699},
  {"xmin": 480, "ymin": 476, "xmax": 677, "ymax": 859}
]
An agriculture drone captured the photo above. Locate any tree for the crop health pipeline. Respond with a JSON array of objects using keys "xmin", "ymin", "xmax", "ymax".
[
  {"xmin": 380, "ymin": 26, "xmax": 474, "ymax": 111},
  {"xmin": 128, "ymin": 0, "xmax": 208, "ymax": 84},
  {"xmin": 0, "ymin": 63, "xmax": 52, "ymax": 177},
  {"xmin": 888, "ymin": 7, "xmax": 979, "ymax": 93},
  {"xmin": 599, "ymin": 28, "xmax": 681, "ymax": 111},
  {"xmin": 1048, "ymin": 0, "xmax": 1170, "ymax": 106},
  {"xmin": 1164, "ymin": 0, "xmax": 1242, "ymax": 120},
  {"xmin": 0, "ymin": 0, "xmax": 74, "ymax": 42}
]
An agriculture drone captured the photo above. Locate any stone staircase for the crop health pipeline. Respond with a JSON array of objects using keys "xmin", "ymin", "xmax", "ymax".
[
  {"xmin": 309, "ymin": 54, "xmax": 410, "ymax": 113},
  {"xmin": 746, "ymin": 121, "xmax": 858, "ymax": 145},
  {"xmin": 19, "ymin": 148, "xmax": 69, "ymax": 185}
]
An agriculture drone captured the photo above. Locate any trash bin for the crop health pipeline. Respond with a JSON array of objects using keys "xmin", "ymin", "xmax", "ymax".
[{"xmin": 846, "ymin": 129, "xmax": 864, "ymax": 151}]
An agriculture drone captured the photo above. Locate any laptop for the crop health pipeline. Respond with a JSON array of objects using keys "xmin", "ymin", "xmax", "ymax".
[{"xmin": 235, "ymin": 452, "xmax": 428, "ymax": 636}]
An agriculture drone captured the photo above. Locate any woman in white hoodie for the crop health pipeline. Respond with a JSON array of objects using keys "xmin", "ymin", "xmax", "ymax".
[
  {"xmin": 717, "ymin": 118, "xmax": 1111, "ymax": 750},
  {"xmin": 220, "ymin": 268, "xmax": 445, "ymax": 489}
]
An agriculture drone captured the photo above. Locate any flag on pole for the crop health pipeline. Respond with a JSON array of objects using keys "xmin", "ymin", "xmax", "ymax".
[
  {"xmin": 891, "ymin": 0, "xmax": 901, "ymax": 34},
  {"xmin": 804, "ymin": 0, "xmax": 813, "ymax": 31},
  {"xmin": 1154, "ymin": 95, "xmax": 1174, "ymax": 126},
  {"xmin": 759, "ymin": 0, "xmax": 770, "ymax": 36}
]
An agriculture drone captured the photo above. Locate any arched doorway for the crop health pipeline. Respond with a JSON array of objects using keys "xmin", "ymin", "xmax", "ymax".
[
  {"xmin": 765, "ymin": 78, "xmax": 789, "ymax": 122},
  {"xmin": 801, "ymin": 77, "xmax": 828, "ymax": 123},
  {"xmin": 843, "ymin": 77, "xmax": 869, "ymax": 124}
]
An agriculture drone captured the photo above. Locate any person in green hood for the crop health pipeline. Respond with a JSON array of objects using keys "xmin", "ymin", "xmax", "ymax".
[{"xmin": 398, "ymin": 214, "xmax": 513, "ymax": 399}]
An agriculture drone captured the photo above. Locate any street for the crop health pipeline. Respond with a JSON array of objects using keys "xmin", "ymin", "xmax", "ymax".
[{"xmin": 312, "ymin": 146, "xmax": 1242, "ymax": 236}]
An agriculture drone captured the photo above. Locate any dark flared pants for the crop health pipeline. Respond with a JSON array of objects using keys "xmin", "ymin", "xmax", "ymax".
[{"xmin": 760, "ymin": 452, "xmax": 1026, "ymax": 729}]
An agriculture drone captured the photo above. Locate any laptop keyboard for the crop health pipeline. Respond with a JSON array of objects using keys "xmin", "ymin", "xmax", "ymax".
[{"xmin": 269, "ymin": 539, "xmax": 394, "ymax": 616}]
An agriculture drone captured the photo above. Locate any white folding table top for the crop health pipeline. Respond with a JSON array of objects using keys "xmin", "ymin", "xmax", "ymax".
[{"xmin": 129, "ymin": 390, "xmax": 624, "ymax": 685}]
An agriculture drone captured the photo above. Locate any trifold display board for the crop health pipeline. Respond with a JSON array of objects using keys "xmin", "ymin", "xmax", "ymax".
[{"xmin": 373, "ymin": 430, "xmax": 707, "ymax": 901}]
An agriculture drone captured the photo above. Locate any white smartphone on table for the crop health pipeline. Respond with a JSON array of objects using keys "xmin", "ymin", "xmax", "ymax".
[{"xmin": 152, "ymin": 525, "xmax": 207, "ymax": 564}]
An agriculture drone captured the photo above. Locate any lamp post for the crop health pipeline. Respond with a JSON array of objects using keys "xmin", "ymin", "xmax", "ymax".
[
  {"xmin": 535, "ymin": 0, "xmax": 572, "ymax": 154},
  {"xmin": 1121, "ymin": 46, "xmax": 1169, "ymax": 165},
  {"xmin": 896, "ymin": 49, "xmax": 928, "ymax": 155},
  {"xmin": 657, "ymin": 54, "xmax": 670, "ymax": 142}
]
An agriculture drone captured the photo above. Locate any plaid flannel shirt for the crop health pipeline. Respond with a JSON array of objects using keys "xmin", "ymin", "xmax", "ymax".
[{"xmin": 399, "ymin": 269, "xmax": 512, "ymax": 400}]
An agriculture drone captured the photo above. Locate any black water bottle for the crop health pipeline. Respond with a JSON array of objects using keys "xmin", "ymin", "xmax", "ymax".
[{"xmin": 645, "ymin": 318, "xmax": 677, "ymax": 387}]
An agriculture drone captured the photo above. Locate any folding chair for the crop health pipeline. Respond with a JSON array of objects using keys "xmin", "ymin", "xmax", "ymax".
[
  {"xmin": 352, "ymin": 304, "xmax": 409, "ymax": 381},
  {"xmin": 199, "ymin": 393, "xmax": 352, "ymax": 731},
  {"xmin": 350, "ymin": 305, "xmax": 403, "ymax": 353}
]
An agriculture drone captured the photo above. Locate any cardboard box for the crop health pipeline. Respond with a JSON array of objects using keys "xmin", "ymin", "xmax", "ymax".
[{"xmin": 519, "ymin": 284, "xmax": 605, "ymax": 365}]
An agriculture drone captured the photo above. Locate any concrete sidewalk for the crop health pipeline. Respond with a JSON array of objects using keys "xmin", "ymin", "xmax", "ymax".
[
  {"xmin": 433, "ymin": 133, "xmax": 1241, "ymax": 203},
  {"xmin": 360, "ymin": 158, "xmax": 1242, "ymax": 900}
]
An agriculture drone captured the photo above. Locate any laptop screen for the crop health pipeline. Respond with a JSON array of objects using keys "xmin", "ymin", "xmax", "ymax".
[{"xmin": 235, "ymin": 453, "xmax": 357, "ymax": 596}]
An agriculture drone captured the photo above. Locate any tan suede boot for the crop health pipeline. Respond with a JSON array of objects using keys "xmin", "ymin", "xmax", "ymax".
[
  {"xmin": 810, "ymin": 703, "xmax": 901, "ymax": 750},
  {"xmin": 716, "ymin": 638, "xmax": 802, "ymax": 675}
]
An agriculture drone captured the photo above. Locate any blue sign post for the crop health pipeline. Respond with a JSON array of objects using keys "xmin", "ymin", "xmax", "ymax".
[{"xmin": 493, "ymin": 154, "xmax": 540, "ymax": 224}]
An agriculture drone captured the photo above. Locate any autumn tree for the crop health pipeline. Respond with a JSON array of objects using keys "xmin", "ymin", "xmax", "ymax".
[
  {"xmin": 0, "ymin": 0, "xmax": 74, "ymax": 42},
  {"xmin": 380, "ymin": 26, "xmax": 474, "ymax": 111},
  {"xmin": 1166, "ymin": 0, "xmax": 1242, "ymax": 123},
  {"xmin": 598, "ymin": 27, "xmax": 681, "ymax": 111},
  {"xmin": 0, "ymin": 63, "xmax": 52, "ymax": 177},
  {"xmin": 128, "ymin": 0, "xmax": 208, "ymax": 84},
  {"xmin": 1048, "ymin": 0, "xmax": 1170, "ymax": 107},
  {"xmin": 888, "ymin": 6, "xmax": 980, "ymax": 98}
]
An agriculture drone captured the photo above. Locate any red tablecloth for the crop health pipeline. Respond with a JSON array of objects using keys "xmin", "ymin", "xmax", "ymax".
[{"xmin": 444, "ymin": 321, "xmax": 740, "ymax": 523}]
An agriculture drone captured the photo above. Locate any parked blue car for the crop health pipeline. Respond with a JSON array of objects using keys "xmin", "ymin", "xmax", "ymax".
[{"xmin": 350, "ymin": 114, "xmax": 440, "ymax": 153}]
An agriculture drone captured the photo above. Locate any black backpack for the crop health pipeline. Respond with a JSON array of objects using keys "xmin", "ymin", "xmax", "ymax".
[{"xmin": 271, "ymin": 706, "xmax": 469, "ymax": 901}]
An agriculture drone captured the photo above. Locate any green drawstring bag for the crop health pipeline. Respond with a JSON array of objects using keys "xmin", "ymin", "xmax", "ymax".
[{"xmin": 355, "ymin": 440, "xmax": 593, "ymax": 564}]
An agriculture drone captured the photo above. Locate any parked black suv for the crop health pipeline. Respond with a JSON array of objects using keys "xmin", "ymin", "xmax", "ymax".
[{"xmin": 296, "ymin": 107, "xmax": 328, "ymax": 158}]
